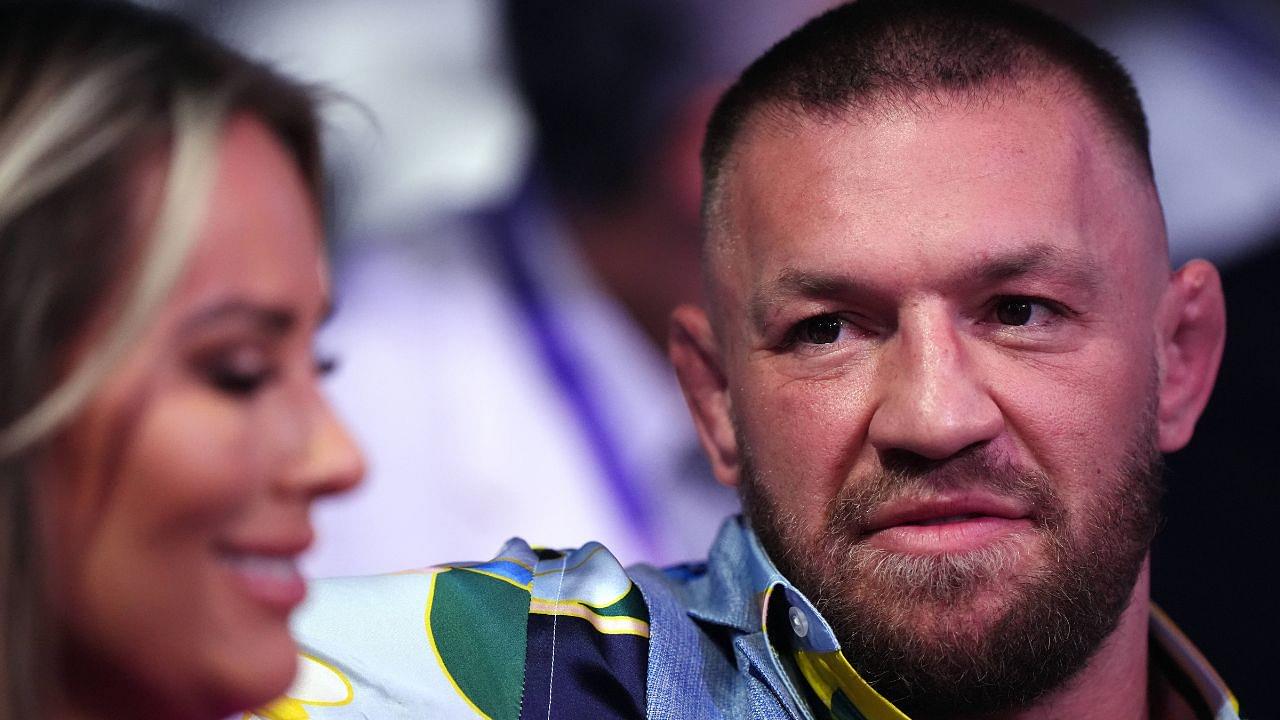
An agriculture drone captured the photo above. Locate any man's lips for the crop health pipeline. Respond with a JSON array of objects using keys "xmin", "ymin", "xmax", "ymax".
[{"xmin": 862, "ymin": 493, "xmax": 1035, "ymax": 554}]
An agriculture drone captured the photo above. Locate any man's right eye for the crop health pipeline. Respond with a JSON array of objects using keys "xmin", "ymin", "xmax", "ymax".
[{"xmin": 795, "ymin": 314, "xmax": 845, "ymax": 345}]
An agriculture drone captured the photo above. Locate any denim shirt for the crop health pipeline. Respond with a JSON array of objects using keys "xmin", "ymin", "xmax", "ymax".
[
  {"xmin": 254, "ymin": 517, "xmax": 1240, "ymax": 720},
  {"xmin": 631, "ymin": 516, "xmax": 903, "ymax": 720}
]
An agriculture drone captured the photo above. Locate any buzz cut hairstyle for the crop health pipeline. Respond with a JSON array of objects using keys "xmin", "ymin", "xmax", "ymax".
[{"xmin": 700, "ymin": 0, "xmax": 1153, "ymax": 231}]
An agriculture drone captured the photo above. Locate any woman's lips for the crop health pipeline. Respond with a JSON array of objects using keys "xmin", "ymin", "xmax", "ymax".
[
  {"xmin": 862, "ymin": 494, "xmax": 1036, "ymax": 554},
  {"xmin": 217, "ymin": 533, "xmax": 312, "ymax": 614},
  {"xmin": 221, "ymin": 552, "xmax": 307, "ymax": 614}
]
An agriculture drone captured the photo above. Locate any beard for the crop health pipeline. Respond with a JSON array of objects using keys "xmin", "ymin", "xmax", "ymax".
[{"xmin": 740, "ymin": 424, "xmax": 1164, "ymax": 717}]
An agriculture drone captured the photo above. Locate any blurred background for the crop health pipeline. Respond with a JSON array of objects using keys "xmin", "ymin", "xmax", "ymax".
[{"xmin": 140, "ymin": 0, "xmax": 1278, "ymax": 715}]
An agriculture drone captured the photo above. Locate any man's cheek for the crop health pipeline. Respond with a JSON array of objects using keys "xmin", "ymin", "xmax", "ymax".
[
  {"xmin": 741, "ymin": 376, "xmax": 867, "ymax": 494},
  {"xmin": 994, "ymin": 353, "xmax": 1151, "ymax": 486}
]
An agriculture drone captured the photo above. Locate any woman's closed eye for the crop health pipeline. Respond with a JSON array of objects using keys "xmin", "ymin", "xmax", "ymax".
[{"xmin": 200, "ymin": 346, "xmax": 278, "ymax": 398}]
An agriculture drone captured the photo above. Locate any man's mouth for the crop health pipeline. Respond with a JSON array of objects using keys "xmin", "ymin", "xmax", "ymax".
[
  {"xmin": 862, "ymin": 494, "xmax": 1035, "ymax": 554},
  {"xmin": 908, "ymin": 513, "xmax": 988, "ymax": 526}
]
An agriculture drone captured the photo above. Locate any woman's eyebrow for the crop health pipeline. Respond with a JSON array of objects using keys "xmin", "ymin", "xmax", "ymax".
[{"xmin": 178, "ymin": 300, "xmax": 296, "ymax": 336}]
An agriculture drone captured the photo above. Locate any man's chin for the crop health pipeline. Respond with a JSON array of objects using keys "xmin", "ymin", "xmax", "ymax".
[
  {"xmin": 821, "ymin": 534, "xmax": 1049, "ymax": 644},
  {"xmin": 799, "ymin": 520, "xmax": 1144, "ymax": 716},
  {"xmin": 738, "ymin": 414, "xmax": 1164, "ymax": 715},
  {"xmin": 754, "ymin": 502, "xmax": 1136, "ymax": 715},
  {"xmin": 848, "ymin": 575, "xmax": 1034, "ymax": 645}
]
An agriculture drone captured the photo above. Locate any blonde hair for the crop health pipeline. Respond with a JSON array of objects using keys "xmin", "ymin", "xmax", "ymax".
[
  {"xmin": 0, "ymin": 72, "xmax": 222, "ymax": 459},
  {"xmin": 0, "ymin": 3, "xmax": 322, "ymax": 716}
]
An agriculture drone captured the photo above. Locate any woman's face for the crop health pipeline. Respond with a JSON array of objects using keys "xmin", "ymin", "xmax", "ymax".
[{"xmin": 41, "ymin": 115, "xmax": 364, "ymax": 718}]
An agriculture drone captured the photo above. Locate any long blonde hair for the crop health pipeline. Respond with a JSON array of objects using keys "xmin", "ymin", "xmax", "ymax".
[{"xmin": 0, "ymin": 3, "xmax": 322, "ymax": 716}]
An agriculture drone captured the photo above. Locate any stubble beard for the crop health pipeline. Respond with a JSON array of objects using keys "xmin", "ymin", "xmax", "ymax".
[{"xmin": 741, "ymin": 425, "xmax": 1164, "ymax": 717}]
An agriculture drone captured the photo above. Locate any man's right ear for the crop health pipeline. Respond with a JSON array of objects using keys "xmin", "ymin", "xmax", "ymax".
[{"xmin": 669, "ymin": 305, "xmax": 742, "ymax": 488}]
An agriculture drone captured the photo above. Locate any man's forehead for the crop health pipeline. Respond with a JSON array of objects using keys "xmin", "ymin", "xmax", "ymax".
[
  {"xmin": 733, "ymin": 89, "xmax": 1109, "ymax": 199},
  {"xmin": 707, "ymin": 86, "xmax": 1164, "ymax": 297}
]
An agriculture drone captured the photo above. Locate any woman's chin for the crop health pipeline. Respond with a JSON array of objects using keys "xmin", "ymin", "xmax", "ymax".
[{"xmin": 198, "ymin": 626, "xmax": 300, "ymax": 718}]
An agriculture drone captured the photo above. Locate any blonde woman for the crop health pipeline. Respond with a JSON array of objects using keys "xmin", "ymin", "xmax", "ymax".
[{"xmin": 0, "ymin": 3, "xmax": 364, "ymax": 718}]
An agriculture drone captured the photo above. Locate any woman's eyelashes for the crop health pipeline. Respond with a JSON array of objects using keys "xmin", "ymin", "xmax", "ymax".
[
  {"xmin": 200, "ymin": 346, "xmax": 278, "ymax": 398},
  {"xmin": 196, "ymin": 344, "xmax": 341, "ymax": 399},
  {"xmin": 314, "ymin": 354, "xmax": 339, "ymax": 378}
]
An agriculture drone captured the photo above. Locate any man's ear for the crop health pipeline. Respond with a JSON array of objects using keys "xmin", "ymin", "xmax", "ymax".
[
  {"xmin": 669, "ymin": 305, "xmax": 742, "ymax": 487},
  {"xmin": 1155, "ymin": 259, "xmax": 1226, "ymax": 453}
]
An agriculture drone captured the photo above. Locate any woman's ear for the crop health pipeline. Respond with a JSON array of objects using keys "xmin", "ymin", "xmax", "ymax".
[
  {"xmin": 1155, "ymin": 259, "xmax": 1227, "ymax": 453},
  {"xmin": 669, "ymin": 305, "xmax": 742, "ymax": 487}
]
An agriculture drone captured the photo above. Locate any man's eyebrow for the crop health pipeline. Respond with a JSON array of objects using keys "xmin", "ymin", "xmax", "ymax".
[
  {"xmin": 747, "ymin": 244, "xmax": 1101, "ymax": 329},
  {"xmin": 974, "ymin": 244, "xmax": 1102, "ymax": 290},
  {"xmin": 748, "ymin": 268, "xmax": 875, "ymax": 329}
]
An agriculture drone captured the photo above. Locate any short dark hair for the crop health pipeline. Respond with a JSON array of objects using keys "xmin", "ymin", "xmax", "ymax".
[{"xmin": 701, "ymin": 0, "xmax": 1151, "ymax": 224}]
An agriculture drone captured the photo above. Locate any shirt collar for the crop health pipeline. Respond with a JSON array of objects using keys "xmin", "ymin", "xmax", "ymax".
[
  {"xmin": 1150, "ymin": 605, "xmax": 1240, "ymax": 720},
  {"xmin": 690, "ymin": 518, "xmax": 904, "ymax": 720}
]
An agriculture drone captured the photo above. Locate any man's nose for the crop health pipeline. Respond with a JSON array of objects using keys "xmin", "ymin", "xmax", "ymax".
[
  {"xmin": 866, "ymin": 308, "xmax": 1003, "ymax": 461},
  {"xmin": 285, "ymin": 397, "xmax": 366, "ymax": 500}
]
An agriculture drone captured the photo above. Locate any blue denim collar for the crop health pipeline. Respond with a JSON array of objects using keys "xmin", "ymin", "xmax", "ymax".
[
  {"xmin": 677, "ymin": 517, "xmax": 850, "ymax": 720},
  {"xmin": 685, "ymin": 517, "xmax": 842, "ymax": 650}
]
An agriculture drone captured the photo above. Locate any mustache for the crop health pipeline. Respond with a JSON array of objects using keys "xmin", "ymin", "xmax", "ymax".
[{"xmin": 825, "ymin": 448, "xmax": 1065, "ymax": 539}]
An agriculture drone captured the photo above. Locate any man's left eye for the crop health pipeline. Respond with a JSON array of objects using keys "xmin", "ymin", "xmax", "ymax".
[
  {"xmin": 796, "ymin": 314, "xmax": 845, "ymax": 344},
  {"xmin": 993, "ymin": 297, "xmax": 1055, "ymax": 326}
]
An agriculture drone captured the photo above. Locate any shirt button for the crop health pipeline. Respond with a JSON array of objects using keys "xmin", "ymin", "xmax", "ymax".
[{"xmin": 788, "ymin": 606, "xmax": 809, "ymax": 638}]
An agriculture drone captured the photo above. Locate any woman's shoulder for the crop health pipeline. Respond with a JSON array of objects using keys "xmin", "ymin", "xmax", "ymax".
[{"xmin": 250, "ymin": 538, "xmax": 651, "ymax": 719}]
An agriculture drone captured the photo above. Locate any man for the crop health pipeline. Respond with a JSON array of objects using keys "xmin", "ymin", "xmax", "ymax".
[{"xmin": 258, "ymin": 2, "xmax": 1238, "ymax": 718}]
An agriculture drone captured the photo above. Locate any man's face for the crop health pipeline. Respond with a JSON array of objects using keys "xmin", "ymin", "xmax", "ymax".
[{"xmin": 702, "ymin": 91, "xmax": 1172, "ymax": 712}]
